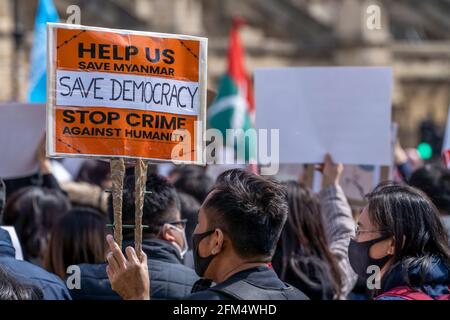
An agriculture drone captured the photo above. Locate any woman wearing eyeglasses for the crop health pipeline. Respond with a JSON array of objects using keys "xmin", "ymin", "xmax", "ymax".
[{"xmin": 349, "ymin": 182, "xmax": 450, "ymax": 300}]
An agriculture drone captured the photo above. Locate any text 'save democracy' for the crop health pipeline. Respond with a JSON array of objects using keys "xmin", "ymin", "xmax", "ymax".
[{"xmin": 58, "ymin": 75, "xmax": 198, "ymax": 110}]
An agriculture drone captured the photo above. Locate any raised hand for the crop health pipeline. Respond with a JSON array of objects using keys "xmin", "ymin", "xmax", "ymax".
[{"xmin": 105, "ymin": 234, "xmax": 150, "ymax": 300}]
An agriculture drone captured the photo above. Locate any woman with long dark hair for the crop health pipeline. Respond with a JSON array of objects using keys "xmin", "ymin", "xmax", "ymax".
[
  {"xmin": 273, "ymin": 182, "xmax": 343, "ymax": 299},
  {"xmin": 349, "ymin": 182, "xmax": 450, "ymax": 300},
  {"xmin": 3, "ymin": 187, "xmax": 71, "ymax": 265},
  {"xmin": 44, "ymin": 207, "xmax": 108, "ymax": 280},
  {"xmin": 273, "ymin": 155, "xmax": 357, "ymax": 299}
]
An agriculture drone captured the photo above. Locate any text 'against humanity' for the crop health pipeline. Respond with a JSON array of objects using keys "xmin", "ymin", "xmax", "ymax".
[{"xmin": 56, "ymin": 70, "xmax": 200, "ymax": 115}]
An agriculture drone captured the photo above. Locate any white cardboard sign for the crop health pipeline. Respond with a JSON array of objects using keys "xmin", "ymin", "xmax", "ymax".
[
  {"xmin": 255, "ymin": 67, "xmax": 393, "ymax": 165},
  {"xmin": 0, "ymin": 103, "xmax": 46, "ymax": 179}
]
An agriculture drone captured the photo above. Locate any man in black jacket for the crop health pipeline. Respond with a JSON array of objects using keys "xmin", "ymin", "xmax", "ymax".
[
  {"xmin": 70, "ymin": 173, "xmax": 198, "ymax": 300},
  {"xmin": 105, "ymin": 169, "xmax": 309, "ymax": 300}
]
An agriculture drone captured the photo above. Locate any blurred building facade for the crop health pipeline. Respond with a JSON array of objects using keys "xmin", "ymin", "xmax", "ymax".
[{"xmin": 0, "ymin": 0, "xmax": 449, "ymax": 148}]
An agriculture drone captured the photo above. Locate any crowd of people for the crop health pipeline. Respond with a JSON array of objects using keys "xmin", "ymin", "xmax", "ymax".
[{"xmin": 0, "ymin": 144, "xmax": 449, "ymax": 300}]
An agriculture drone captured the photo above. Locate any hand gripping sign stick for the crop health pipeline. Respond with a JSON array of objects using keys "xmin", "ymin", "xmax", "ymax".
[
  {"xmin": 110, "ymin": 158, "xmax": 125, "ymax": 249},
  {"xmin": 134, "ymin": 159, "xmax": 148, "ymax": 259}
]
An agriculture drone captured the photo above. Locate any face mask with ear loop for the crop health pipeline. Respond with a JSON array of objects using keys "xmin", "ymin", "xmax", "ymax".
[
  {"xmin": 192, "ymin": 229, "xmax": 273, "ymax": 278},
  {"xmin": 348, "ymin": 235, "xmax": 394, "ymax": 279},
  {"xmin": 167, "ymin": 224, "xmax": 188, "ymax": 259},
  {"xmin": 192, "ymin": 230, "xmax": 216, "ymax": 277}
]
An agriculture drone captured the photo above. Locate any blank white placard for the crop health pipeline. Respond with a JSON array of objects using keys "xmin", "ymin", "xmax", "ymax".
[
  {"xmin": 0, "ymin": 103, "xmax": 46, "ymax": 178},
  {"xmin": 255, "ymin": 67, "xmax": 392, "ymax": 165}
]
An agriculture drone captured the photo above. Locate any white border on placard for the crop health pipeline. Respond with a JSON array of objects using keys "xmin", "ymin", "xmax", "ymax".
[{"xmin": 46, "ymin": 23, "xmax": 207, "ymax": 165}]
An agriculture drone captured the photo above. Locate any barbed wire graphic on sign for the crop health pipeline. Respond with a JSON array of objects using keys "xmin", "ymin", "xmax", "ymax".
[
  {"xmin": 57, "ymin": 30, "xmax": 86, "ymax": 50},
  {"xmin": 179, "ymin": 40, "xmax": 198, "ymax": 60},
  {"xmin": 57, "ymin": 138, "xmax": 82, "ymax": 153}
]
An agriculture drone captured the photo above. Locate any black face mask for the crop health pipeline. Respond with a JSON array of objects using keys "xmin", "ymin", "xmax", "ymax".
[
  {"xmin": 192, "ymin": 230, "xmax": 216, "ymax": 277},
  {"xmin": 348, "ymin": 235, "xmax": 393, "ymax": 279}
]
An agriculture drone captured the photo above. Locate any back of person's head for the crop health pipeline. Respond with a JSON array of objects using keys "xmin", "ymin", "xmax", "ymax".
[
  {"xmin": 0, "ymin": 264, "xmax": 43, "ymax": 300},
  {"xmin": 272, "ymin": 181, "xmax": 342, "ymax": 299},
  {"xmin": 409, "ymin": 164, "xmax": 450, "ymax": 214},
  {"xmin": 177, "ymin": 191, "xmax": 200, "ymax": 247},
  {"xmin": 110, "ymin": 173, "xmax": 180, "ymax": 240},
  {"xmin": 2, "ymin": 187, "xmax": 71, "ymax": 262},
  {"xmin": 366, "ymin": 182, "xmax": 450, "ymax": 282},
  {"xmin": 203, "ymin": 169, "xmax": 288, "ymax": 260},
  {"xmin": 44, "ymin": 207, "xmax": 108, "ymax": 279},
  {"xmin": 171, "ymin": 165, "xmax": 213, "ymax": 203},
  {"xmin": 76, "ymin": 160, "xmax": 111, "ymax": 189}
]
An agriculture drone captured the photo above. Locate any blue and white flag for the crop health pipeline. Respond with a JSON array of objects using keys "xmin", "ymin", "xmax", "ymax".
[{"xmin": 27, "ymin": 0, "xmax": 59, "ymax": 103}]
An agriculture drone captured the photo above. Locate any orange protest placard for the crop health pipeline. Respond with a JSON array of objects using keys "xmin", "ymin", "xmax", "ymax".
[{"xmin": 47, "ymin": 23, "xmax": 207, "ymax": 164}]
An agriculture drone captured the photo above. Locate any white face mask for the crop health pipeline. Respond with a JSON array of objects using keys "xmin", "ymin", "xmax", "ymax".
[{"xmin": 167, "ymin": 224, "xmax": 188, "ymax": 259}]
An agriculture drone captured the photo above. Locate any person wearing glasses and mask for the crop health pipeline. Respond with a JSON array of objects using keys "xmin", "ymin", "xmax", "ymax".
[
  {"xmin": 71, "ymin": 173, "xmax": 197, "ymax": 300},
  {"xmin": 348, "ymin": 183, "xmax": 450, "ymax": 300}
]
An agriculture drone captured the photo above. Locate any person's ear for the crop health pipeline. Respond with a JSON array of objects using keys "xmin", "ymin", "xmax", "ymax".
[
  {"xmin": 386, "ymin": 236, "xmax": 396, "ymax": 255},
  {"xmin": 160, "ymin": 224, "xmax": 176, "ymax": 242},
  {"xmin": 210, "ymin": 229, "xmax": 225, "ymax": 255}
]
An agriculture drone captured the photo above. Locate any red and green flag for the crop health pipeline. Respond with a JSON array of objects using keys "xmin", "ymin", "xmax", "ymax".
[{"xmin": 208, "ymin": 19, "xmax": 257, "ymax": 166}]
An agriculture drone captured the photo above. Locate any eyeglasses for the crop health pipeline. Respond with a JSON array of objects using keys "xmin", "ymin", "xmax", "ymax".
[
  {"xmin": 355, "ymin": 226, "xmax": 389, "ymax": 237},
  {"xmin": 166, "ymin": 219, "xmax": 188, "ymax": 230}
]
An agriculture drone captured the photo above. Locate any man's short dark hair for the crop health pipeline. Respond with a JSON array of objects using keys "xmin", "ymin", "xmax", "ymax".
[
  {"xmin": 109, "ymin": 173, "xmax": 180, "ymax": 239},
  {"xmin": 203, "ymin": 169, "xmax": 288, "ymax": 259},
  {"xmin": 172, "ymin": 165, "xmax": 214, "ymax": 203}
]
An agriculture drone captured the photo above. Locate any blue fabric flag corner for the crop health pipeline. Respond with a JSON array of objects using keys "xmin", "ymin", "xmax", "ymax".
[{"xmin": 27, "ymin": 0, "xmax": 59, "ymax": 103}]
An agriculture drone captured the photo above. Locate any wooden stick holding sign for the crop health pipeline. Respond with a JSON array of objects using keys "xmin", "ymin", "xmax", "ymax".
[
  {"xmin": 134, "ymin": 159, "xmax": 148, "ymax": 259},
  {"xmin": 110, "ymin": 158, "xmax": 125, "ymax": 249}
]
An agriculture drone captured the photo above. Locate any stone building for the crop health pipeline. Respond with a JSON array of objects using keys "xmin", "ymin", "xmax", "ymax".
[{"xmin": 0, "ymin": 0, "xmax": 449, "ymax": 147}]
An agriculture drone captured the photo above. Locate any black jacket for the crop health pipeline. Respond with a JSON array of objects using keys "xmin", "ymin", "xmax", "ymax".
[
  {"xmin": 70, "ymin": 238, "xmax": 198, "ymax": 300},
  {"xmin": 186, "ymin": 265, "xmax": 309, "ymax": 300},
  {"xmin": 272, "ymin": 250, "xmax": 336, "ymax": 300},
  {"xmin": 0, "ymin": 228, "xmax": 71, "ymax": 300}
]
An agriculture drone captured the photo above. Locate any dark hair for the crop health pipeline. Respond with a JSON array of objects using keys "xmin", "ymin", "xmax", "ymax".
[
  {"xmin": 272, "ymin": 181, "xmax": 342, "ymax": 299},
  {"xmin": 0, "ymin": 264, "xmax": 43, "ymax": 300},
  {"xmin": 44, "ymin": 207, "xmax": 108, "ymax": 279},
  {"xmin": 409, "ymin": 164, "xmax": 450, "ymax": 214},
  {"xmin": 177, "ymin": 191, "xmax": 201, "ymax": 247},
  {"xmin": 171, "ymin": 165, "xmax": 214, "ymax": 203},
  {"xmin": 0, "ymin": 178, "xmax": 5, "ymax": 222},
  {"xmin": 3, "ymin": 187, "xmax": 71, "ymax": 262},
  {"xmin": 366, "ymin": 182, "xmax": 450, "ymax": 286},
  {"xmin": 203, "ymin": 169, "xmax": 288, "ymax": 259},
  {"xmin": 109, "ymin": 173, "xmax": 180, "ymax": 239},
  {"xmin": 76, "ymin": 160, "xmax": 111, "ymax": 188}
]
